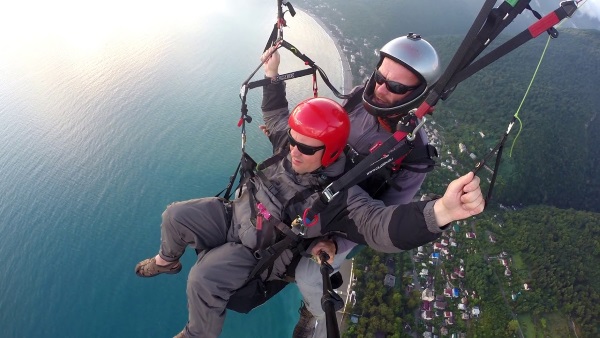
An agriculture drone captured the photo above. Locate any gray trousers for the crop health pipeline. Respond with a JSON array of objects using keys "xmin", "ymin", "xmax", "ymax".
[
  {"xmin": 158, "ymin": 197, "xmax": 351, "ymax": 338},
  {"xmin": 158, "ymin": 197, "xmax": 256, "ymax": 338}
]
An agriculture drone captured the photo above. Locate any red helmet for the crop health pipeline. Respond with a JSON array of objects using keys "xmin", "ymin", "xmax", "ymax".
[{"xmin": 288, "ymin": 97, "xmax": 350, "ymax": 167}]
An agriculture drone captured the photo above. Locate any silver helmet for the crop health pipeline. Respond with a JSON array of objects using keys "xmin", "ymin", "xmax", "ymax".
[{"xmin": 362, "ymin": 33, "xmax": 442, "ymax": 120}]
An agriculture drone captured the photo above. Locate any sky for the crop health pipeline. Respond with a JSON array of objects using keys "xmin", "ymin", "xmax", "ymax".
[
  {"xmin": 571, "ymin": 0, "xmax": 600, "ymax": 20},
  {"xmin": 1, "ymin": 1, "xmax": 599, "ymax": 41}
]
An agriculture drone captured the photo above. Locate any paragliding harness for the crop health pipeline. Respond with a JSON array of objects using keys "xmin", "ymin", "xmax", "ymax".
[
  {"xmin": 223, "ymin": 149, "xmax": 334, "ymax": 314},
  {"xmin": 217, "ymin": 0, "xmax": 580, "ymax": 330}
]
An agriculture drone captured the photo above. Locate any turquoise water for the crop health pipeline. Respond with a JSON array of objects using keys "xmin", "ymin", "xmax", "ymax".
[{"xmin": 0, "ymin": 1, "xmax": 344, "ymax": 337}]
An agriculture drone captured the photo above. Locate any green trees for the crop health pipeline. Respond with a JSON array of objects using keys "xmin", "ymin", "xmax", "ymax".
[
  {"xmin": 427, "ymin": 30, "xmax": 600, "ymax": 213},
  {"xmin": 507, "ymin": 319, "xmax": 520, "ymax": 335},
  {"xmin": 344, "ymin": 249, "xmax": 415, "ymax": 338},
  {"xmin": 499, "ymin": 206, "xmax": 600, "ymax": 337}
]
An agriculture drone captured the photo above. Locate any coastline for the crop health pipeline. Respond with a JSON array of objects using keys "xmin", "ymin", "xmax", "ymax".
[
  {"xmin": 299, "ymin": 7, "xmax": 354, "ymax": 93},
  {"xmin": 296, "ymin": 7, "xmax": 357, "ymax": 332}
]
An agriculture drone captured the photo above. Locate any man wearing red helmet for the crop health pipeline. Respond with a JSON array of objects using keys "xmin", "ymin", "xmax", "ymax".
[
  {"xmin": 134, "ymin": 97, "xmax": 356, "ymax": 338},
  {"xmin": 260, "ymin": 34, "xmax": 446, "ymax": 337}
]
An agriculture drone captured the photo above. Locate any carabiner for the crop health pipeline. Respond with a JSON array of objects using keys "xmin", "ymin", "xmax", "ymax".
[{"xmin": 407, "ymin": 116, "xmax": 427, "ymax": 141}]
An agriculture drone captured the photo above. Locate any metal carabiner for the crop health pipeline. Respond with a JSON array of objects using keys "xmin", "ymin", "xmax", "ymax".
[{"xmin": 406, "ymin": 116, "xmax": 427, "ymax": 141}]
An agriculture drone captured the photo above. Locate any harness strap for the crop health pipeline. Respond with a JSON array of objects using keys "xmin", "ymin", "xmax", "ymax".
[
  {"xmin": 278, "ymin": 188, "xmax": 317, "ymax": 225},
  {"xmin": 237, "ymin": 153, "xmax": 259, "ymax": 197},
  {"xmin": 245, "ymin": 180, "xmax": 262, "ymax": 246},
  {"xmin": 247, "ymin": 232, "xmax": 295, "ymax": 283},
  {"xmin": 257, "ymin": 149, "xmax": 288, "ymax": 171},
  {"xmin": 246, "ymin": 219, "xmax": 304, "ymax": 283},
  {"xmin": 247, "ymin": 68, "xmax": 316, "ymax": 90},
  {"xmin": 316, "ymin": 112, "xmax": 421, "ymax": 204},
  {"xmin": 215, "ymin": 159, "xmax": 242, "ymax": 200},
  {"xmin": 217, "ymin": 149, "xmax": 286, "ymax": 202},
  {"xmin": 279, "ymin": 40, "xmax": 350, "ymax": 99},
  {"xmin": 346, "ymin": 142, "xmax": 436, "ymax": 198},
  {"xmin": 302, "ymin": 133, "xmax": 416, "ymax": 222},
  {"xmin": 255, "ymin": 170, "xmax": 279, "ymax": 197},
  {"xmin": 342, "ymin": 87, "xmax": 365, "ymax": 113},
  {"xmin": 215, "ymin": 151, "xmax": 257, "ymax": 201}
]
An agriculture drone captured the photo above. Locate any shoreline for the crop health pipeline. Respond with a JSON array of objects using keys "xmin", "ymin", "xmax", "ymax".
[
  {"xmin": 299, "ymin": 7, "xmax": 356, "ymax": 332},
  {"xmin": 299, "ymin": 7, "xmax": 354, "ymax": 94}
]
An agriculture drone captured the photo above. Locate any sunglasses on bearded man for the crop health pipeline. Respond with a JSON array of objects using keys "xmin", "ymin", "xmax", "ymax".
[{"xmin": 373, "ymin": 69, "xmax": 420, "ymax": 95}]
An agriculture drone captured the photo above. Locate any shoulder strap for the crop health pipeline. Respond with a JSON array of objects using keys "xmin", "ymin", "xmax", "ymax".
[
  {"xmin": 215, "ymin": 152, "xmax": 258, "ymax": 201},
  {"xmin": 342, "ymin": 87, "xmax": 365, "ymax": 113}
]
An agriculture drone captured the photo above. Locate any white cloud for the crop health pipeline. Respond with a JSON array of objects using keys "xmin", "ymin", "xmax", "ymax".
[{"xmin": 579, "ymin": 0, "xmax": 600, "ymax": 21}]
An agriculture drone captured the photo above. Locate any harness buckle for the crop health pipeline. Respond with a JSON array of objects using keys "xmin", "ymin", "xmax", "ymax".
[
  {"xmin": 239, "ymin": 84, "xmax": 247, "ymax": 99},
  {"xmin": 321, "ymin": 183, "xmax": 339, "ymax": 203},
  {"xmin": 256, "ymin": 203, "xmax": 271, "ymax": 220},
  {"xmin": 291, "ymin": 216, "xmax": 306, "ymax": 236}
]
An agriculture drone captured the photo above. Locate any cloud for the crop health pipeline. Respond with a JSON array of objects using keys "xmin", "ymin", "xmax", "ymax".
[{"xmin": 579, "ymin": 0, "xmax": 600, "ymax": 21}]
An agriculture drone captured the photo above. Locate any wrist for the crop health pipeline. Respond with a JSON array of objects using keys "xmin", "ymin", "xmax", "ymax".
[{"xmin": 433, "ymin": 199, "xmax": 452, "ymax": 227}]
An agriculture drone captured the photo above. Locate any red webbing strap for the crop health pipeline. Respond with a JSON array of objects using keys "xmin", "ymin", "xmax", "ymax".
[
  {"xmin": 449, "ymin": 1, "xmax": 578, "ymax": 87},
  {"xmin": 529, "ymin": 12, "xmax": 560, "ymax": 38}
]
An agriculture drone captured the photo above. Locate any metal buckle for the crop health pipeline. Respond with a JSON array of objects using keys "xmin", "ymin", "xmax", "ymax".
[
  {"xmin": 322, "ymin": 183, "xmax": 339, "ymax": 202},
  {"xmin": 407, "ymin": 116, "xmax": 427, "ymax": 141}
]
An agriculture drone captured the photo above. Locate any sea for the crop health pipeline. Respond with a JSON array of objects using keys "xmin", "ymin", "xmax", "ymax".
[{"xmin": 0, "ymin": 1, "xmax": 345, "ymax": 337}]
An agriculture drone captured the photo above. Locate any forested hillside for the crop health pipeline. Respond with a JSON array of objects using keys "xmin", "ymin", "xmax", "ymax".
[
  {"xmin": 300, "ymin": 0, "xmax": 600, "ymax": 211},
  {"xmin": 427, "ymin": 29, "xmax": 600, "ymax": 212},
  {"xmin": 498, "ymin": 206, "xmax": 600, "ymax": 337}
]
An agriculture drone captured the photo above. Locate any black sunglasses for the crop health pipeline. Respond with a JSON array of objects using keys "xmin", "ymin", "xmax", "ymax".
[
  {"xmin": 287, "ymin": 129, "xmax": 325, "ymax": 155},
  {"xmin": 373, "ymin": 69, "xmax": 420, "ymax": 95}
]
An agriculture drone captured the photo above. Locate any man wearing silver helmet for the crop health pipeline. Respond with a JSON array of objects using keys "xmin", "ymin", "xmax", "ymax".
[
  {"xmin": 261, "ymin": 33, "xmax": 443, "ymax": 338},
  {"xmin": 347, "ymin": 32, "xmax": 442, "ymax": 204},
  {"xmin": 362, "ymin": 33, "xmax": 441, "ymax": 132}
]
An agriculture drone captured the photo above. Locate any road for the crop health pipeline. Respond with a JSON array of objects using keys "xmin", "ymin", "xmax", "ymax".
[{"xmin": 335, "ymin": 257, "xmax": 354, "ymax": 332}]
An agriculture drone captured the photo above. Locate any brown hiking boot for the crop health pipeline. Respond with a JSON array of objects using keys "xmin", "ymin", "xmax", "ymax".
[
  {"xmin": 135, "ymin": 257, "xmax": 181, "ymax": 277},
  {"xmin": 292, "ymin": 302, "xmax": 316, "ymax": 338}
]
